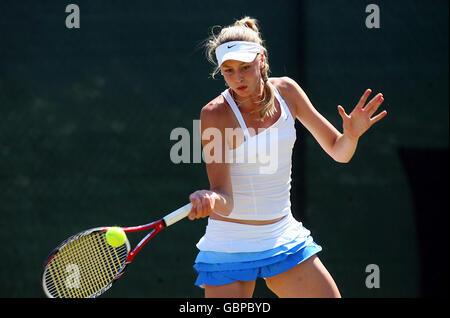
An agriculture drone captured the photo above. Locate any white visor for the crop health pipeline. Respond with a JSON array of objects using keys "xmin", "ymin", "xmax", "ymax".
[{"xmin": 215, "ymin": 41, "xmax": 261, "ymax": 67}]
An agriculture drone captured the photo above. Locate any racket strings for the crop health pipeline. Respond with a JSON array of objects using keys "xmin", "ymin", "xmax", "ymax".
[{"xmin": 43, "ymin": 231, "xmax": 128, "ymax": 298}]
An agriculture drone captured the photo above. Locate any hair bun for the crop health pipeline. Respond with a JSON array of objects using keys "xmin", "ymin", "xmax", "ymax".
[{"xmin": 234, "ymin": 16, "xmax": 259, "ymax": 34}]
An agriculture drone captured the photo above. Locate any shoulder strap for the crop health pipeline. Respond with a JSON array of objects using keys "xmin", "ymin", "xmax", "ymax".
[{"xmin": 221, "ymin": 89, "xmax": 250, "ymax": 140}]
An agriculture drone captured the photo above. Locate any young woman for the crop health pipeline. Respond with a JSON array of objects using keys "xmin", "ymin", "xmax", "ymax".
[{"xmin": 187, "ymin": 17, "xmax": 387, "ymax": 298}]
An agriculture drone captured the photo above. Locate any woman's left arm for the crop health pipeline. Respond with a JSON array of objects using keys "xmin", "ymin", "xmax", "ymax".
[{"xmin": 280, "ymin": 77, "xmax": 387, "ymax": 163}]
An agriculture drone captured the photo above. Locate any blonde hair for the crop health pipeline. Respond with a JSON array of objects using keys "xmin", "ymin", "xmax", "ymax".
[{"xmin": 204, "ymin": 17, "xmax": 276, "ymax": 120}]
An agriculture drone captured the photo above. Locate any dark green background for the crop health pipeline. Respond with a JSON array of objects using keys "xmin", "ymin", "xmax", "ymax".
[{"xmin": 0, "ymin": 0, "xmax": 448, "ymax": 298}]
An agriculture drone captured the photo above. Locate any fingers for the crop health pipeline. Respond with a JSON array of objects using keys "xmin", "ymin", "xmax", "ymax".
[
  {"xmin": 188, "ymin": 191, "xmax": 214, "ymax": 220},
  {"xmin": 188, "ymin": 193, "xmax": 197, "ymax": 220},
  {"xmin": 364, "ymin": 92, "xmax": 384, "ymax": 117},
  {"xmin": 337, "ymin": 105, "xmax": 349, "ymax": 120},
  {"xmin": 370, "ymin": 110, "xmax": 388, "ymax": 125},
  {"xmin": 356, "ymin": 88, "xmax": 372, "ymax": 109}
]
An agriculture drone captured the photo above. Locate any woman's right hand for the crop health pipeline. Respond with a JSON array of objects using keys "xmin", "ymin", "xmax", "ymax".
[{"xmin": 188, "ymin": 190, "xmax": 218, "ymax": 220}]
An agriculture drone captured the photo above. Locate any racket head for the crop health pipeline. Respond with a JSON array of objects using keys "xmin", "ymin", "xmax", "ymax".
[{"xmin": 41, "ymin": 227, "xmax": 131, "ymax": 298}]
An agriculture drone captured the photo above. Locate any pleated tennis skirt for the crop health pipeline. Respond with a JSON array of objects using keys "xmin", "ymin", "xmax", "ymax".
[{"xmin": 193, "ymin": 214, "xmax": 322, "ymax": 287}]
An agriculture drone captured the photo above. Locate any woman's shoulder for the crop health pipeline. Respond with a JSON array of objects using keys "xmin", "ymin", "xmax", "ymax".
[
  {"xmin": 269, "ymin": 76, "xmax": 301, "ymax": 96},
  {"xmin": 200, "ymin": 94, "xmax": 233, "ymax": 129},
  {"xmin": 269, "ymin": 77, "xmax": 302, "ymax": 119}
]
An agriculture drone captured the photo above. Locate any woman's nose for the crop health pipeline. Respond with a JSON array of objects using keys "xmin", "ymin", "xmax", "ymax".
[{"xmin": 236, "ymin": 71, "xmax": 244, "ymax": 82}]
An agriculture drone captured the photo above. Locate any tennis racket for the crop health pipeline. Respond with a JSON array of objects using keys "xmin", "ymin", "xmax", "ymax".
[{"xmin": 41, "ymin": 203, "xmax": 193, "ymax": 298}]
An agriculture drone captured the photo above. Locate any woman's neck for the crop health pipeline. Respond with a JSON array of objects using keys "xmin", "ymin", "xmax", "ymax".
[{"xmin": 231, "ymin": 80, "xmax": 265, "ymax": 114}]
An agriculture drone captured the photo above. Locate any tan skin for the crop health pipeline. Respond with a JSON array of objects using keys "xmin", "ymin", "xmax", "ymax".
[{"xmin": 188, "ymin": 53, "xmax": 387, "ymax": 298}]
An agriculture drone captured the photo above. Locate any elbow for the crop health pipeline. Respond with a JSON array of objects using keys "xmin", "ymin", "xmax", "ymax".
[{"xmin": 333, "ymin": 155, "xmax": 352, "ymax": 164}]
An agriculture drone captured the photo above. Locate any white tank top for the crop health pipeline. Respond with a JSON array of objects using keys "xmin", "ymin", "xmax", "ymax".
[{"xmin": 220, "ymin": 86, "xmax": 297, "ymax": 220}]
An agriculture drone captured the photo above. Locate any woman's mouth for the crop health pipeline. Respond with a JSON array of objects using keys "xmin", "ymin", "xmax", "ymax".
[{"xmin": 236, "ymin": 85, "xmax": 248, "ymax": 91}]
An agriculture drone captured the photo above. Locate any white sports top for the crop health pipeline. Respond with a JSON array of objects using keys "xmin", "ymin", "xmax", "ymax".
[{"xmin": 220, "ymin": 86, "xmax": 297, "ymax": 220}]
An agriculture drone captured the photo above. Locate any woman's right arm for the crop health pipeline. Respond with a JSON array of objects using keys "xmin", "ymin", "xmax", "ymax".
[{"xmin": 188, "ymin": 102, "xmax": 234, "ymax": 220}]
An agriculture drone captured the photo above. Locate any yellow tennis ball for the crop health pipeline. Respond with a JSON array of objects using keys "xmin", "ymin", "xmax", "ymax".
[{"xmin": 105, "ymin": 227, "xmax": 126, "ymax": 247}]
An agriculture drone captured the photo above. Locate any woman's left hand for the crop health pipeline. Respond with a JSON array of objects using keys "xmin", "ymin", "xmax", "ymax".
[{"xmin": 337, "ymin": 89, "xmax": 387, "ymax": 140}]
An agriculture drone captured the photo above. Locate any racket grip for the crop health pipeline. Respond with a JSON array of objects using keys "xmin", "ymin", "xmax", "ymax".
[{"xmin": 163, "ymin": 203, "xmax": 193, "ymax": 227}]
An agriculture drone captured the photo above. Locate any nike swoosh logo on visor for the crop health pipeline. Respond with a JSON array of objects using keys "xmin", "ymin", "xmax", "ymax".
[{"xmin": 227, "ymin": 44, "xmax": 237, "ymax": 49}]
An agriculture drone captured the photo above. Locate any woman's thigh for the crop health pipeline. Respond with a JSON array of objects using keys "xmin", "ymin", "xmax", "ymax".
[
  {"xmin": 265, "ymin": 255, "xmax": 341, "ymax": 298},
  {"xmin": 204, "ymin": 280, "xmax": 256, "ymax": 298}
]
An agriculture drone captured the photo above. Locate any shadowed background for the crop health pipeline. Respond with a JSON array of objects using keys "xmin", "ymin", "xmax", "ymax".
[{"xmin": 0, "ymin": 0, "xmax": 448, "ymax": 297}]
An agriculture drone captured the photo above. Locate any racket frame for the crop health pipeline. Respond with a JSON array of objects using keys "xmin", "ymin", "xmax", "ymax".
[
  {"xmin": 112, "ymin": 219, "xmax": 166, "ymax": 276},
  {"xmin": 41, "ymin": 227, "xmax": 131, "ymax": 298},
  {"xmin": 41, "ymin": 203, "xmax": 192, "ymax": 298}
]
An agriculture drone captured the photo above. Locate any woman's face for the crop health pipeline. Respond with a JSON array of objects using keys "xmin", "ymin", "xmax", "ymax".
[{"xmin": 220, "ymin": 54, "xmax": 264, "ymax": 98}]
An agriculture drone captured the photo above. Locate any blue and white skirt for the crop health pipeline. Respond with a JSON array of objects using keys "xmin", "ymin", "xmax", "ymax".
[{"xmin": 193, "ymin": 213, "xmax": 322, "ymax": 287}]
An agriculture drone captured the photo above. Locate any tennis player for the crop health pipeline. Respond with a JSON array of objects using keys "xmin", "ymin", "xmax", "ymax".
[{"xmin": 188, "ymin": 17, "xmax": 387, "ymax": 298}]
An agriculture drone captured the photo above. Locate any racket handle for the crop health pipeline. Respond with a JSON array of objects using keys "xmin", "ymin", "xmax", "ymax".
[{"xmin": 163, "ymin": 203, "xmax": 193, "ymax": 227}]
